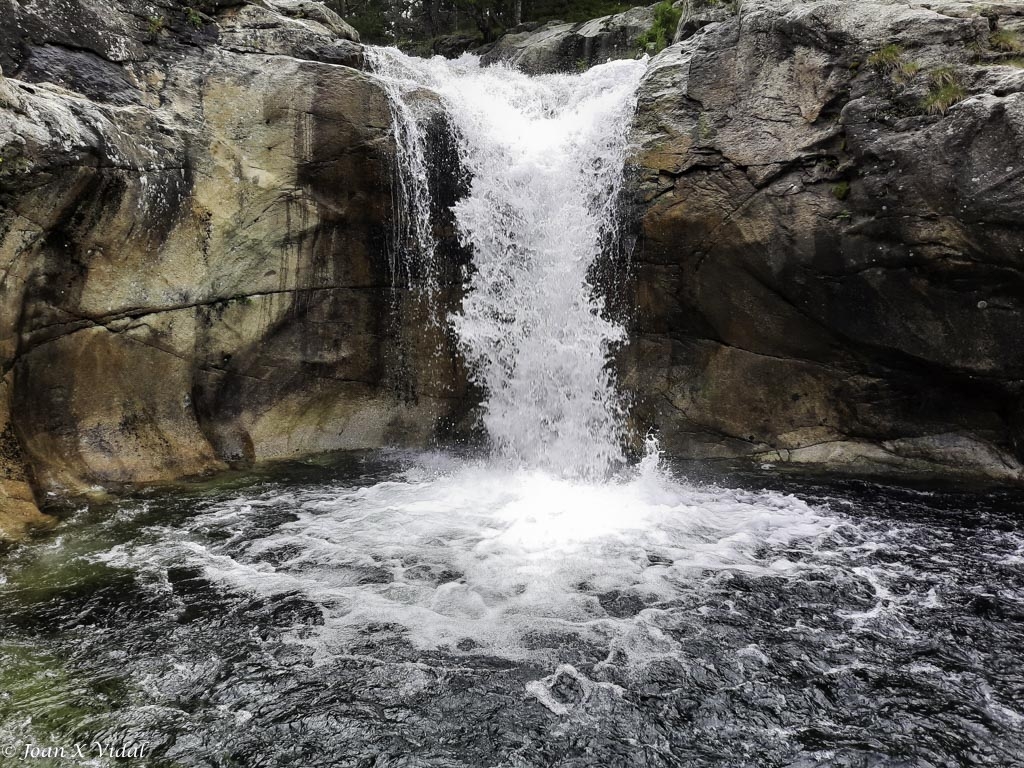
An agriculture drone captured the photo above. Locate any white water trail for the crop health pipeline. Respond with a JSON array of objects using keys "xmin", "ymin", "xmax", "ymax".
[{"xmin": 368, "ymin": 50, "xmax": 647, "ymax": 478}]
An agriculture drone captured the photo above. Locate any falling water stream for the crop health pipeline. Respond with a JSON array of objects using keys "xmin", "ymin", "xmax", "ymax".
[
  {"xmin": 368, "ymin": 48, "xmax": 643, "ymax": 476},
  {"xmin": 1, "ymin": 51, "xmax": 1022, "ymax": 768}
]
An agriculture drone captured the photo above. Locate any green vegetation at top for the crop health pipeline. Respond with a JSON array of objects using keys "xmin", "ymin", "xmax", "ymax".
[
  {"xmin": 636, "ymin": 0, "xmax": 681, "ymax": 53},
  {"xmin": 989, "ymin": 28, "xmax": 1023, "ymax": 53},
  {"xmin": 529, "ymin": 0, "xmax": 640, "ymax": 22},
  {"xmin": 147, "ymin": 14, "xmax": 166, "ymax": 40},
  {"xmin": 185, "ymin": 6, "xmax": 204, "ymax": 28},
  {"xmin": 330, "ymin": 0, "xmax": 641, "ymax": 46}
]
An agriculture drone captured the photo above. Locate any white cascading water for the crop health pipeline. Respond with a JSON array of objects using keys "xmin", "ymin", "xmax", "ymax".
[{"xmin": 368, "ymin": 49, "xmax": 647, "ymax": 477}]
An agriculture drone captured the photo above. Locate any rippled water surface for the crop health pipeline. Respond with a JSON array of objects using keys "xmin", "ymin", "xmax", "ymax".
[{"xmin": 2, "ymin": 452, "xmax": 1023, "ymax": 767}]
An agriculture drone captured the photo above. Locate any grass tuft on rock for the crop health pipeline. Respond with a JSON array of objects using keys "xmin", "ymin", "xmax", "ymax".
[
  {"xmin": 867, "ymin": 43, "xmax": 920, "ymax": 81},
  {"xmin": 921, "ymin": 68, "xmax": 966, "ymax": 115},
  {"xmin": 147, "ymin": 15, "xmax": 166, "ymax": 40},
  {"xmin": 893, "ymin": 60, "xmax": 920, "ymax": 83},
  {"xmin": 930, "ymin": 66, "xmax": 958, "ymax": 86},
  {"xmin": 867, "ymin": 43, "xmax": 902, "ymax": 71},
  {"xmin": 990, "ymin": 28, "xmax": 1023, "ymax": 53},
  {"xmin": 637, "ymin": 0, "xmax": 682, "ymax": 54}
]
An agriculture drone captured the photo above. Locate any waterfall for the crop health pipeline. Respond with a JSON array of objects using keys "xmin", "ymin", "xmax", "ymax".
[{"xmin": 368, "ymin": 50, "xmax": 647, "ymax": 478}]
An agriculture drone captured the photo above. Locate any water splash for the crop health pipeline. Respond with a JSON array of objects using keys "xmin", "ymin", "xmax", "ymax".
[
  {"xmin": 366, "ymin": 48, "xmax": 439, "ymax": 289},
  {"xmin": 368, "ymin": 50, "xmax": 647, "ymax": 478},
  {"xmin": 91, "ymin": 456, "xmax": 842, "ymax": 662}
]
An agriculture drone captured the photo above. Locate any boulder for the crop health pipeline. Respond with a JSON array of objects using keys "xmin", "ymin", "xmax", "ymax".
[
  {"xmin": 481, "ymin": 4, "xmax": 656, "ymax": 74},
  {"xmin": 264, "ymin": 0, "xmax": 361, "ymax": 41},
  {"xmin": 218, "ymin": 0, "xmax": 363, "ymax": 64},
  {"xmin": 623, "ymin": 0, "xmax": 1024, "ymax": 482}
]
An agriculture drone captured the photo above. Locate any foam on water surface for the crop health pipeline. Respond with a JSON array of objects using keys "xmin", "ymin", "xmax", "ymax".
[
  {"xmin": 93, "ymin": 454, "xmax": 846, "ymax": 664},
  {"xmin": 4, "ymin": 455, "xmax": 1024, "ymax": 766}
]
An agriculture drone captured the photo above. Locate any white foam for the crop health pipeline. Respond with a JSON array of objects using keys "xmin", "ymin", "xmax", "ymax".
[
  {"xmin": 92, "ymin": 457, "xmax": 843, "ymax": 666},
  {"xmin": 526, "ymin": 664, "xmax": 625, "ymax": 717}
]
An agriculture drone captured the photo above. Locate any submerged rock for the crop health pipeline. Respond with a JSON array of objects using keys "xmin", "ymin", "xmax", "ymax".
[{"xmin": 624, "ymin": 0, "xmax": 1024, "ymax": 482}]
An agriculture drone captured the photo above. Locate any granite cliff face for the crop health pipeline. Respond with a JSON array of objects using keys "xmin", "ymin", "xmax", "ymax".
[
  {"xmin": 3, "ymin": 0, "xmax": 1024, "ymax": 540},
  {"xmin": 623, "ymin": 0, "xmax": 1024, "ymax": 482},
  {"xmin": 0, "ymin": 0, "xmax": 467, "ymax": 539}
]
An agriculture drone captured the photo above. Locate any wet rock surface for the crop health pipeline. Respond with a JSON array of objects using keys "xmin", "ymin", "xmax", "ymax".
[{"xmin": 0, "ymin": 0, "xmax": 469, "ymax": 536}]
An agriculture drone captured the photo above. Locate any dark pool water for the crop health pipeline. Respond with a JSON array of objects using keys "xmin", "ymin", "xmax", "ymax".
[{"xmin": 1, "ymin": 452, "xmax": 1022, "ymax": 767}]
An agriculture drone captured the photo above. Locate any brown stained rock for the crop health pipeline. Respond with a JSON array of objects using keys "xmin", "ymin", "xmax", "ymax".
[
  {"xmin": 0, "ymin": 374, "xmax": 54, "ymax": 543},
  {"xmin": 0, "ymin": 0, "xmax": 472, "ymax": 510},
  {"xmin": 0, "ymin": 479, "xmax": 56, "ymax": 543}
]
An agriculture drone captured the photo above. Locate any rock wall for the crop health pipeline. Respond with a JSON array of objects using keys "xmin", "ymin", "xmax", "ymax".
[
  {"xmin": 623, "ymin": 0, "xmax": 1024, "ymax": 482},
  {"xmin": 480, "ymin": 4, "xmax": 657, "ymax": 74},
  {"xmin": 0, "ymin": 0, "xmax": 468, "ymax": 538}
]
